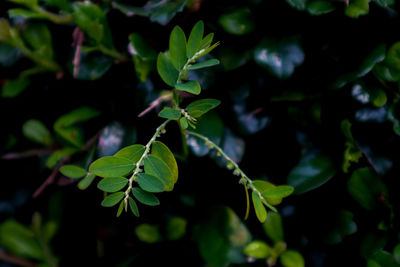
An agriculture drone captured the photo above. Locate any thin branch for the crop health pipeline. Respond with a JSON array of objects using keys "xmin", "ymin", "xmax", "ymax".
[
  {"xmin": 0, "ymin": 250, "xmax": 36, "ymax": 267},
  {"xmin": 72, "ymin": 27, "xmax": 85, "ymax": 78},
  {"xmin": 2, "ymin": 148, "xmax": 54, "ymax": 160},
  {"xmin": 138, "ymin": 93, "xmax": 173, "ymax": 117}
]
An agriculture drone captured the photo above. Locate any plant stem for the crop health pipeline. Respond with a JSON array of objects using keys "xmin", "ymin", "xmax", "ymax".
[
  {"xmin": 186, "ymin": 130, "xmax": 277, "ymax": 212},
  {"xmin": 34, "ymin": 6, "xmax": 73, "ymax": 24},
  {"xmin": 98, "ymin": 44, "xmax": 127, "ymax": 61},
  {"xmin": 123, "ymin": 119, "xmax": 171, "ymax": 209}
]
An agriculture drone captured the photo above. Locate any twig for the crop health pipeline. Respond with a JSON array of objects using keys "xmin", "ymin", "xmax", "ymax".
[
  {"xmin": 0, "ymin": 250, "xmax": 36, "ymax": 267},
  {"xmin": 138, "ymin": 93, "xmax": 173, "ymax": 117},
  {"xmin": 72, "ymin": 27, "xmax": 85, "ymax": 78},
  {"xmin": 2, "ymin": 148, "xmax": 54, "ymax": 160}
]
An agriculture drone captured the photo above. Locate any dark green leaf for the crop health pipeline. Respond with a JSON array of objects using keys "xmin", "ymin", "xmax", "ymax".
[
  {"xmin": 243, "ymin": 241, "xmax": 270, "ymax": 259},
  {"xmin": 167, "ymin": 216, "xmax": 187, "ymax": 240},
  {"xmin": 114, "ymin": 144, "xmax": 145, "ymax": 162},
  {"xmin": 187, "ymin": 21, "xmax": 204, "ymax": 58},
  {"xmin": 78, "ymin": 173, "xmax": 96, "ymax": 190},
  {"xmin": 159, "ymin": 107, "xmax": 181, "ymax": 120},
  {"xmin": 101, "ymin": 192, "xmax": 124, "ymax": 207},
  {"xmin": 132, "ymin": 187, "xmax": 160, "ymax": 206},
  {"xmin": 175, "ymin": 80, "xmax": 201, "ymax": 95},
  {"xmin": 0, "ymin": 43, "xmax": 20, "ymax": 67},
  {"xmin": 151, "ymin": 141, "xmax": 179, "ymax": 183},
  {"xmin": 116, "ymin": 201, "xmax": 124, "ymax": 217},
  {"xmin": 393, "ymin": 244, "xmax": 400, "ymax": 263},
  {"xmin": 169, "ymin": 26, "xmax": 187, "ymax": 71},
  {"xmin": 97, "ymin": 177, "xmax": 128, "ymax": 192},
  {"xmin": 135, "ymin": 224, "xmax": 161, "ymax": 243},
  {"xmin": 129, "ymin": 33, "xmax": 156, "ymax": 60},
  {"xmin": 1, "ymin": 77, "xmax": 29, "ymax": 98},
  {"xmin": 60, "ymin": 165, "xmax": 87, "ymax": 179},
  {"xmin": 137, "ymin": 173, "xmax": 166, "ymax": 193},
  {"xmin": 186, "ymin": 99, "xmax": 221, "ymax": 118},
  {"xmin": 74, "ymin": 51, "xmax": 113, "ymax": 80},
  {"xmin": 157, "ymin": 52, "xmax": 179, "ymax": 87},
  {"xmin": 307, "ymin": 1, "xmax": 336, "ymax": 15},
  {"xmin": 8, "ymin": 0, "xmax": 38, "ymax": 9},
  {"xmin": 132, "ymin": 55, "xmax": 155, "ymax": 82},
  {"xmin": 112, "ymin": 2, "xmax": 150, "ymax": 17},
  {"xmin": 324, "ymin": 210, "xmax": 357, "ymax": 244},
  {"xmin": 287, "ymin": 154, "xmax": 336, "ymax": 194},
  {"xmin": 261, "ymin": 185, "xmax": 294, "ymax": 199},
  {"xmin": 22, "ymin": 119, "xmax": 52, "ymax": 146},
  {"xmin": 144, "ymin": 155, "xmax": 174, "ymax": 191},
  {"xmin": 41, "ymin": 0, "xmax": 71, "ymax": 11},
  {"xmin": 187, "ymin": 59, "xmax": 220, "ymax": 70},
  {"xmin": 347, "ymin": 168, "xmax": 388, "ymax": 210},
  {"xmin": 286, "ymin": 0, "xmax": 307, "ymax": 10},
  {"xmin": 263, "ymin": 212, "xmax": 284, "ymax": 243},
  {"xmin": 200, "ymin": 33, "xmax": 214, "ymax": 50},
  {"xmin": 218, "ymin": 8, "xmax": 255, "ymax": 35},
  {"xmin": 147, "ymin": 0, "xmax": 186, "ymax": 25},
  {"xmin": 22, "ymin": 23, "xmax": 53, "ymax": 60},
  {"xmin": 129, "ymin": 197, "xmax": 139, "ymax": 217},
  {"xmin": 89, "ymin": 156, "xmax": 134, "ymax": 178},
  {"xmin": 252, "ymin": 192, "xmax": 267, "ymax": 223},
  {"xmin": 254, "ymin": 38, "xmax": 304, "ymax": 79},
  {"xmin": 8, "ymin": 9, "xmax": 48, "ymax": 20},
  {"xmin": 357, "ymin": 44, "xmax": 386, "ymax": 78},
  {"xmin": 345, "ymin": 0, "xmax": 369, "ymax": 18},
  {"xmin": 280, "ymin": 250, "xmax": 305, "ymax": 267},
  {"xmin": 180, "ymin": 117, "xmax": 188, "ymax": 129}
]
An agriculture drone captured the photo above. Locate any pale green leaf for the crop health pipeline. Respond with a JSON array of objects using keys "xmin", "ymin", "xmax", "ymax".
[
  {"xmin": 129, "ymin": 197, "xmax": 139, "ymax": 217},
  {"xmin": 187, "ymin": 21, "xmax": 204, "ymax": 58},
  {"xmin": 252, "ymin": 192, "xmax": 267, "ymax": 223},
  {"xmin": 114, "ymin": 144, "xmax": 145, "ymax": 162},
  {"xmin": 280, "ymin": 250, "xmax": 305, "ymax": 267},
  {"xmin": 60, "ymin": 165, "xmax": 87, "ymax": 179},
  {"xmin": 78, "ymin": 173, "xmax": 96, "ymax": 190},
  {"xmin": 261, "ymin": 185, "xmax": 294, "ymax": 199},
  {"xmin": 89, "ymin": 156, "xmax": 134, "ymax": 178},
  {"xmin": 157, "ymin": 52, "xmax": 179, "ymax": 87},
  {"xmin": 187, "ymin": 59, "xmax": 220, "ymax": 70},
  {"xmin": 97, "ymin": 177, "xmax": 128, "ymax": 192},
  {"xmin": 22, "ymin": 119, "xmax": 53, "ymax": 146},
  {"xmin": 186, "ymin": 99, "xmax": 221, "ymax": 118},
  {"xmin": 151, "ymin": 141, "xmax": 178, "ymax": 183},
  {"xmin": 175, "ymin": 80, "xmax": 201, "ymax": 95},
  {"xmin": 243, "ymin": 241, "xmax": 270, "ymax": 259}
]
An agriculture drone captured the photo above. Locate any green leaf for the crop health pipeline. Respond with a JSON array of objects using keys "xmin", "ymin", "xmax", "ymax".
[
  {"xmin": 137, "ymin": 173, "xmax": 166, "ymax": 193},
  {"xmin": 114, "ymin": 144, "xmax": 145, "ymax": 162},
  {"xmin": 167, "ymin": 216, "xmax": 187, "ymax": 240},
  {"xmin": 254, "ymin": 38, "xmax": 304, "ymax": 79},
  {"xmin": 132, "ymin": 55, "xmax": 154, "ymax": 82},
  {"xmin": 97, "ymin": 177, "xmax": 128, "ymax": 193},
  {"xmin": 169, "ymin": 26, "xmax": 187, "ymax": 71},
  {"xmin": 159, "ymin": 107, "xmax": 182, "ymax": 120},
  {"xmin": 8, "ymin": 0, "xmax": 38, "ymax": 8},
  {"xmin": 287, "ymin": 154, "xmax": 336, "ymax": 194},
  {"xmin": 218, "ymin": 8, "xmax": 255, "ymax": 35},
  {"xmin": 261, "ymin": 185, "xmax": 294, "ymax": 200},
  {"xmin": 0, "ymin": 43, "xmax": 20, "ymax": 67},
  {"xmin": 0, "ymin": 220, "xmax": 43, "ymax": 260},
  {"xmin": 131, "ymin": 187, "xmax": 160, "ymax": 206},
  {"xmin": 324, "ymin": 210, "xmax": 357, "ymax": 244},
  {"xmin": 357, "ymin": 44, "xmax": 386, "ymax": 78},
  {"xmin": 157, "ymin": 52, "xmax": 179, "ymax": 87},
  {"xmin": 144, "ymin": 155, "xmax": 174, "ymax": 191},
  {"xmin": 197, "ymin": 41, "xmax": 220, "ymax": 58},
  {"xmin": 175, "ymin": 80, "xmax": 201, "ymax": 95},
  {"xmin": 116, "ymin": 201, "xmax": 124, "ymax": 217},
  {"xmin": 151, "ymin": 141, "xmax": 179, "ymax": 183},
  {"xmin": 187, "ymin": 59, "xmax": 220, "ymax": 70},
  {"xmin": 129, "ymin": 33, "xmax": 156, "ymax": 60},
  {"xmin": 60, "ymin": 165, "xmax": 87, "ymax": 179},
  {"xmin": 253, "ymin": 180, "xmax": 282, "ymax": 205},
  {"xmin": 135, "ymin": 224, "xmax": 161, "ymax": 243},
  {"xmin": 128, "ymin": 197, "xmax": 139, "ymax": 217},
  {"xmin": 252, "ymin": 192, "xmax": 267, "ymax": 223},
  {"xmin": 347, "ymin": 168, "xmax": 388, "ymax": 210},
  {"xmin": 280, "ymin": 250, "xmax": 305, "ymax": 267},
  {"xmin": 393, "ymin": 244, "xmax": 400, "ymax": 263},
  {"xmin": 22, "ymin": 23, "xmax": 54, "ymax": 60},
  {"xmin": 74, "ymin": 51, "xmax": 113, "ymax": 80},
  {"xmin": 345, "ymin": 0, "xmax": 369, "ymax": 18},
  {"xmin": 22, "ymin": 119, "xmax": 53, "ymax": 146},
  {"xmin": 180, "ymin": 117, "xmax": 188, "ymax": 129},
  {"xmin": 263, "ymin": 212, "xmax": 284, "ymax": 242},
  {"xmin": 187, "ymin": 21, "xmax": 204, "ymax": 58},
  {"xmin": 46, "ymin": 148, "xmax": 77, "ymax": 169},
  {"xmin": 186, "ymin": 99, "xmax": 221, "ymax": 118},
  {"xmin": 41, "ymin": 0, "xmax": 71, "ymax": 11},
  {"xmin": 147, "ymin": 0, "xmax": 186, "ymax": 25},
  {"xmin": 8, "ymin": 9, "xmax": 48, "ymax": 20},
  {"xmin": 89, "ymin": 156, "xmax": 134, "ymax": 178},
  {"xmin": 243, "ymin": 241, "xmax": 270, "ymax": 259},
  {"xmin": 286, "ymin": 0, "xmax": 307, "ymax": 10},
  {"xmin": 200, "ymin": 33, "xmax": 214, "ymax": 50},
  {"xmin": 101, "ymin": 192, "xmax": 124, "ymax": 207},
  {"xmin": 307, "ymin": 1, "xmax": 336, "ymax": 15},
  {"xmin": 1, "ymin": 77, "xmax": 30, "ymax": 98},
  {"xmin": 78, "ymin": 173, "xmax": 96, "ymax": 190}
]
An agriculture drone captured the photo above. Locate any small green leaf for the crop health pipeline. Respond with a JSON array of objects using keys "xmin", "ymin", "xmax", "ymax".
[
  {"xmin": 218, "ymin": 8, "xmax": 255, "ymax": 35},
  {"xmin": 186, "ymin": 99, "xmax": 221, "ymax": 118},
  {"xmin": 253, "ymin": 180, "xmax": 282, "ymax": 205},
  {"xmin": 252, "ymin": 192, "xmax": 267, "ymax": 223},
  {"xmin": 157, "ymin": 52, "xmax": 179, "ymax": 87},
  {"xmin": 187, "ymin": 21, "xmax": 204, "ymax": 58},
  {"xmin": 8, "ymin": 9, "xmax": 48, "ymax": 20},
  {"xmin": 169, "ymin": 26, "xmax": 187, "ymax": 71},
  {"xmin": 159, "ymin": 107, "xmax": 181, "ymax": 120},
  {"xmin": 22, "ymin": 23, "xmax": 54, "ymax": 60},
  {"xmin": 9, "ymin": 0, "xmax": 38, "ymax": 8},
  {"xmin": 243, "ymin": 241, "xmax": 270, "ymax": 259},
  {"xmin": 307, "ymin": 1, "xmax": 336, "ymax": 15},
  {"xmin": 60, "ymin": 165, "xmax": 87, "ymax": 179},
  {"xmin": 144, "ymin": 155, "xmax": 174, "ymax": 191},
  {"xmin": 74, "ymin": 51, "xmax": 113, "ymax": 80},
  {"xmin": 132, "ymin": 187, "xmax": 160, "ymax": 206},
  {"xmin": 101, "ymin": 192, "xmax": 124, "ymax": 207},
  {"xmin": 89, "ymin": 156, "xmax": 134, "ymax": 178},
  {"xmin": 129, "ymin": 33, "xmax": 156, "ymax": 60},
  {"xmin": 261, "ymin": 185, "xmax": 294, "ymax": 199},
  {"xmin": 167, "ymin": 216, "xmax": 187, "ymax": 240},
  {"xmin": 135, "ymin": 224, "xmax": 161, "ymax": 243},
  {"xmin": 116, "ymin": 201, "xmax": 124, "ymax": 217},
  {"xmin": 187, "ymin": 59, "xmax": 220, "ymax": 70},
  {"xmin": 263, "ymin": 212, "xmax": 284, "ymax": 243},
  {"xmin": 286, "ymin": 0, "xmax": 307, "ymax": 10},
  {"xmin": 22, "ymin": 119, "xmax": 53, "ymax": 146},
  {"xmin": 151, "ymin": 141, "xmax": 179, "ymax": 183},
  {"xmin": 128, "ymin": 197, "xmax": 139, "ymax": 217},
  {"xmin": 137, "ymin": 173, "xmax": 166, "ymax": 193},
  {"xmin": 197, "ymin": 41, "xmax": 220, "ymax": 57},
  {"xmin": 114, "ymin": 144, "xmax": 145, "ymax": 162},
  {"xmin": 345, "ymin": 0, "xmax": 369, "ymax": 18},
  {"xmin": 1, "ymin": 77, "xmax": 30, "ymax": 98},
  {"xmin": 78, "ymin": 173, "xmax": 96, "ymax": 190},
  {"xmin": 175, "ymin": 80, "xmax": 201, "ymax": 95},
  {"xmin": 280, "ymin": 250, "xmax": 305, "ymax": 267},
  {"xmin": 200, "ymin": 33, "xmax": 214, "ymax": 50},
  {"xmin": 180, "ymin": 117, "xmax": 188, "ymax": 129},
  {"xmin": 97, "ymin": 177, "xmax": 128, "ymax": 192},
  {"xmin": 393, "ymin": 244, "xmax": 400, "ymax": 263}
]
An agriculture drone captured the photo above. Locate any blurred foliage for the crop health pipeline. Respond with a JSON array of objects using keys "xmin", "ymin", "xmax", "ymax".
[{"xmin": 2, "ymin": 0, "xmax": 400, "ymax": 266}]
